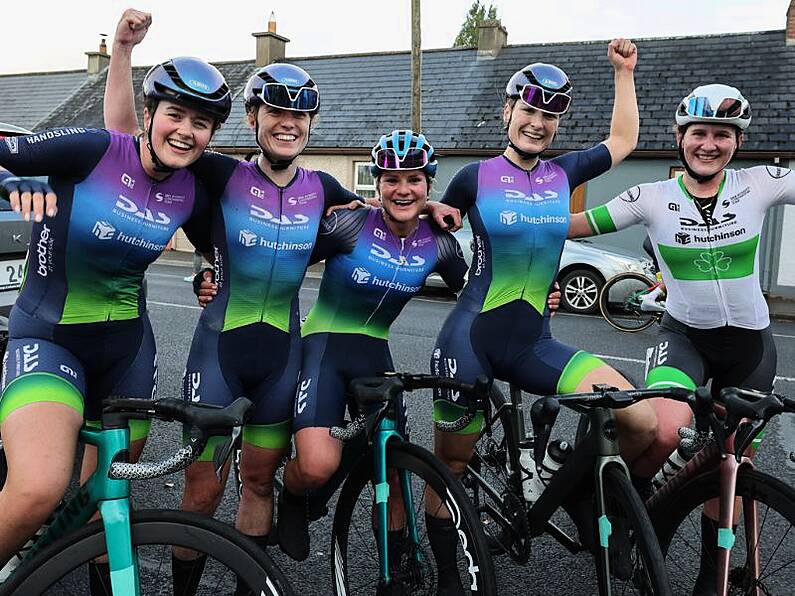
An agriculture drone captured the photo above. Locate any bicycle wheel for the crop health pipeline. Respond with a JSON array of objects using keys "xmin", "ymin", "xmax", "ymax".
[
  {"xmin": 650, "ymin": 468, "xmax": 795, "ymax": 595},
  {"xmin": 1, "ymin": 509, "xmax": 295, "ymax": 595},
  {"xmin": 330, "ymin": 440, "xmax": 496, "ymax": 595},
  {"xmin": 595, "ymin": 464, "xmax": 671, "ymax": 595},
  {"xmin": 599, "ymin": 272, "xmax": 659, "ymax": 333}
]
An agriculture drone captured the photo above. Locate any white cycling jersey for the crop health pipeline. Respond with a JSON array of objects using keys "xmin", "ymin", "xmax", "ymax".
[{"xmin": 585, "ymin": 166, "xmax": 795, "ymax": 330}]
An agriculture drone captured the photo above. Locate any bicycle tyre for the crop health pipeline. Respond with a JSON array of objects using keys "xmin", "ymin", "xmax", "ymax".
[
  {"xmin": 599, "ymin": 272, "xmax": 659, "ymax": 333},
  {"xmin": 330, "ymin": 440, "xmax": 496, "ymax": 595},
  {"xmin": 649, "ymin": 468, "xmax": 795, "ymax": 595},
  {"xmin": 0, "ymin": 509, "xmax": 295, "ymax": 595},
  {"xmin": 595, "ymin": 464, "xmax": 672, "ymax": 595}
]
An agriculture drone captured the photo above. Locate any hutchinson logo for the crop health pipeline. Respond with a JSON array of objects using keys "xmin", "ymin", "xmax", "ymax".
[
  {"xmin": 675, "ymin": 232, "xmax": 691, "ymax": 245},
  {"xmin": 352, "ymin": 267, "xmax": 371, "ymax": 284},
  {"xmin": 499, "ymin": 210, "xmax": 518, "ymax": 226},
  {"xmin": 239, "ymin": 229, "xmax": 257, "ymax": 247},
  {"xmin": 93, "ymin": 221, "xmax": 115, "ymax": 240}
]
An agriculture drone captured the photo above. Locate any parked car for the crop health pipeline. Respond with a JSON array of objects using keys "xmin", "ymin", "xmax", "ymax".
[
  {"xmin": 427, "ymin": 226, "xmax": 653, "ymax": 315},
  {"xmin": 0, "ymin": 123, "xmax": 34, "ymax": 322}
]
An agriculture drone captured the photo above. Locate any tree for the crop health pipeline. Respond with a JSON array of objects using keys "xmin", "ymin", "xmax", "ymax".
[{"xmin": 453, "ymin": 1, "xmax": 499, "ymax": 47}]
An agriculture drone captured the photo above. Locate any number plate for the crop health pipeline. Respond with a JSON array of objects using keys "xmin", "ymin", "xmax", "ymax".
[{"xmin": 0, "ymin": 259, "xmax": 25, "ymax": 292}]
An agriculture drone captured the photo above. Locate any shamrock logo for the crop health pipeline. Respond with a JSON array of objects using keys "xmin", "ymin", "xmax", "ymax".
[{"xmin": 694, "ymin": 251, "xmax": 731, "ymax": 273}]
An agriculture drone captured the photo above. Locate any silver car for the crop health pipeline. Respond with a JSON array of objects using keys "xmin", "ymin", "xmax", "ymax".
[{"xmin": 427, "ymin": 227, "xmax": 652, "ymax": 314}]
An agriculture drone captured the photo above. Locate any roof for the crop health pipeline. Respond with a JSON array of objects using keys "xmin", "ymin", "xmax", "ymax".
[
  {"xmin": 15, "ymin": 29, "xmax": 795, "ymax": 154},
  {"xmin": 0, "ymin": 70, "xmax": 87, "ymax": 130}
]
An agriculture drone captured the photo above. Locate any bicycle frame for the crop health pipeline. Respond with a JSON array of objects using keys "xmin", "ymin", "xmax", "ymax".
[
  {"xmin": 647, "ymin": 434, "xmax": 758, "ymax": 596},
  {"xmin": 10, "ymin": 425, "xmax": 142, "ymax": 595}
]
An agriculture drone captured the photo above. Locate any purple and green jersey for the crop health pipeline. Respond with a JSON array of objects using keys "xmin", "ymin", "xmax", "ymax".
[
  {"xmin": 0, "ymin": 128, "xmax": 210, "ymax": 326},
  {"xmin": 190, "ymin": 154, "xmax": 360, "ymax": 333},
  {"xmin": 301, "ymin": 207, "xmax": 467, "ymax": 339},
  {"xmin": 442, "ymin": 147, "xmax": 612, "ymax": 316}
]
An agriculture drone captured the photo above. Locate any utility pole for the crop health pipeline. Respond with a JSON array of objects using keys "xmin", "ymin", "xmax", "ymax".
[{"xmin": 411, "ymin": 0, "xmax": 422, "ymax": 132}]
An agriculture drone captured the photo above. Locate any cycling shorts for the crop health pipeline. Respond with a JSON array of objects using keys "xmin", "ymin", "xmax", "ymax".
[
  {"xmin": 431, "ymin": 300, "xmax": 606, "ymax": 431},
  {"xmin": 0, "ymin": 308, "xmax": 156, "ymax": 440},
  {"xmin": 293, "ymin": 332, "xmax": 407, "ymax": 435}
]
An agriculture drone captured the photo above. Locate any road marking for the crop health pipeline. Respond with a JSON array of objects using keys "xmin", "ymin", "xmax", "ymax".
[
  {"xmin": 773, "ymin": 333, "xmax": 795, "ymax": 339},
  {"xmin": 594, "ymin": 353, "xmax": 795, "ymax": 384},
  {"xmin": 148, "ymin": 300, "xmax": 201, "ymax": 311}
]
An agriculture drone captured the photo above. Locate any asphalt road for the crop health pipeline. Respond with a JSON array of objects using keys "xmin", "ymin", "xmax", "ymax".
[{"xmin": 131, "ymin": 258, "xmax": 795, "ymax": 596}]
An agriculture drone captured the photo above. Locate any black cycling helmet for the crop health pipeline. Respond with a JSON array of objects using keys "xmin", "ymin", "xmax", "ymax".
[
  {"xmin": 503, "ymin": 63, "xmax": 572, "ymax": 161},
  {"xmin": 142, "ymin": 57, "xmax": 231, "ymax": 173},
  {"xmin": 244, "ymin": 63, "xmax": 319, "ymax": 171}
]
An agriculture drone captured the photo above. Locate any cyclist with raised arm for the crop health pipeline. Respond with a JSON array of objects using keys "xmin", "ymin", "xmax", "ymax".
[
  {"xmin": 427, "ymin": 39, "xmax": 655, "ymax": 588},
  {"xmin": 103, "ymin": 11, "xmax": 461, "ymax": 592},
  {"xmin": 569, "ymin": 84, "xmax": 792, "ymax": 594},
  {"xmin": 0, "ymin": 38, "xmax": 230, "ymax": 593}
]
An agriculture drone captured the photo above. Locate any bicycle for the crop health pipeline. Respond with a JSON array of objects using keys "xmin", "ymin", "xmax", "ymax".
[
  {"xmin": 599, "ymin": 272, "xmax": 665, "ymax": 333},
  {"xmin": 315, "ymin": 373, "xmax": 497, "ymax": 595},
  {"xmin": 0, "ymin": 396, "xmax": 295, "ymax": 595},
  {"xmin": 462, "ymin": 381, "xmax": 679, "ymax": 595},
  {"xmin": 645, "ymin": 385, "xmax": 795, "ymax": 596}
]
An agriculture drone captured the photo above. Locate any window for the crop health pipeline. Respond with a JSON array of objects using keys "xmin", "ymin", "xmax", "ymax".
[
  {"xmin": 669, "ymin": 166, "xmax": 685, "ymax": 178},
  {"xmin": 354, "ymin": 162, "xmax": 377, "ymax": 199}
]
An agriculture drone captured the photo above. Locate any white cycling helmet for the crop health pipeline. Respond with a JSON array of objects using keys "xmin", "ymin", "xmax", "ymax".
[{"xmin": 675, "ymin": 84, "xmax": 751, "ymax": 130}]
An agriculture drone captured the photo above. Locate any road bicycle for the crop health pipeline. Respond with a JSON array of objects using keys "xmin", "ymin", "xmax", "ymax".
[
  {"xmin": 0, "ymin": 396, "xmax": 295, "ymax": 595},
  {"xmin": 462, "ymin": 381, "xmax": 680, "ymax": 595},
  {"xmin": 599, "ymin": 272, "xmax": 666, "ymax": 333},
  {"xmin": 316, "ymin": 373, "xmax": 498, "ymax": 595}
]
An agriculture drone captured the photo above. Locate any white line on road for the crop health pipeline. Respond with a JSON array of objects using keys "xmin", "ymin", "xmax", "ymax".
[{"xmin": 148, "ymin": 300, "xmax": 201, "ymax": 311}]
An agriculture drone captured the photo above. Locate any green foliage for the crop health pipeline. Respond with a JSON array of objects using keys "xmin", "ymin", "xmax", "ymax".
[{"xmin": 453, "ymin": 1, "xmax": 499, "ymax": 47}]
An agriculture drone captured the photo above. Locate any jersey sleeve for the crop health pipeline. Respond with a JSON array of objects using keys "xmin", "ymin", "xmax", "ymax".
[
  {"xmin": 756, "ymin": 165, "xmax": 795, "ymax": 207},
  {"xmin": 309, "ymin": 206, "xmax": 369, "ymax": 263},
  {"xmin": 433, "ymin": 227, "xmax": 468, "ymax": 293},
  {"xmin": 554, "ymin": 143, "xmax": 613, "ymax": 190},
  {"xmin": 188, "ymin": 150, "xmax": 239, "ymax": 199},
  {"xmin": 582, "ymin": 183, "xmax": 649, "ymax": 235},
  {"xmin": 318, "ymin": 171, "xmax": 363, "ymax": 208},
  {"xmin": 181, "ymin": 179, "xmax": 213, "ymax": 254},
  {"xmin": 440, "ymin": 162, "xmax": 479, "ymax": 213},
  {"xmin": 0, "ymin": 128, "xmax": 110, "ymax": 181}
]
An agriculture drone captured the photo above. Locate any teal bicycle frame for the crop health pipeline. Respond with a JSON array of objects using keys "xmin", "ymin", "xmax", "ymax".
[{"xmin": 16, "ymin": 424, "xmax": 142, "ymax": 594}]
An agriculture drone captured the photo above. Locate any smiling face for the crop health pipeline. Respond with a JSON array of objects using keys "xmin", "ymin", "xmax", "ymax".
[
  {"xmin": 142, "ymin": 100, "xmax": 214, "ymax": 173},
  {"xmin": 676, "ymin": 123, "xmax": 741, "ymax": 178},
  {"xmin": 248, "ymin": 104, "xmax": 311, "ymax": 163},
  {"xmin": 503, "ymin": 99, "xmax": 560, "ymax": 156},
  {"xmin": 377, "ymin": 170, "xmax": 429, "ymax": 234}
]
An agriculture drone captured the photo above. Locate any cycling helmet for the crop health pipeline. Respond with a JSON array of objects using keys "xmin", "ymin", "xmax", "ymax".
[
  {"xmin": 675, "ymin": 84, "xmax": 751, "ymax": 130},
  {"xmin": 505, "ymin": 63, "xmax": 572, "ymax": 115},
  {"xmin": 244, "ymin": 63, "xmax": 319, "ymax": 171},
  {"xmin": 143, "ymin": 57, "xmax": 232, "ymax": 123},
  {"xmin": 244, "ymin": 63, "xmax": 319, "ymax": 113},
  {"xmin": 370, "ymin": 130, "xmax": 437, "ymax": 178}
]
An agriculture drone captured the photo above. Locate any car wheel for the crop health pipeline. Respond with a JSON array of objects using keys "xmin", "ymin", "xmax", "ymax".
[{"xmin": 559, "ymin": 269, "xmax": 603, "ymax": 314}]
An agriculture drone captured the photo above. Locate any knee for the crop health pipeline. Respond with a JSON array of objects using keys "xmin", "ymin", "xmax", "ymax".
[
  {"xmin": 5, "ymin": 473, "xmax": 68, "ymax": 525},
  {"xmin": 239, "ymin": 466, "xmax": 278, "ymax": 498},
  {"xmin": 618, "ymin": 404, "xmax": 658, "ymax": 450},
  {"xmin": 297, "ymin": 456, "xmax": 338, "ymax": 490},
  {"xmin": 183, "ymin": 471, "xmax": 225, "ymax": 514}
]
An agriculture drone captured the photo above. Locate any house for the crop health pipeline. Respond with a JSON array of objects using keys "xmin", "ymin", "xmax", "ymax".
[{"xmin": 2, "ymin": 5, "xmax": 794, "ymax": 304}]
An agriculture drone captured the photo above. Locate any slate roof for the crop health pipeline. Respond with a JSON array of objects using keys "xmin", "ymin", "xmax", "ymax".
[
  {"xmin": 13, "ymin": 29, "xmax": 795, "ymax": 154},
  {"xmin": 0, "ymin": 70, "xmax": 87, "ymax": 131}
]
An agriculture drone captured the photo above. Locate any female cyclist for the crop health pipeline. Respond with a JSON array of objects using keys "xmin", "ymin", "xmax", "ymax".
[
  {"xmin": 570, "ymin": 83, "xmax": 793, "ymax": 594},
  {"xmin": 427, "ymin": 40, "xmax": 657, "ymax": 581},
  {"xmin": 0, "ymin": 46, "xmax": 231, "ymax": 593}
]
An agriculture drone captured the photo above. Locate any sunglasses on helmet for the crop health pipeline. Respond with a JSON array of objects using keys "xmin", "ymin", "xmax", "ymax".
[
  {"xmin": 374, "ymin": 147, "xmax": 429, "ymax": 170},
  {"xmin": 256, "ymin": 83, "xmax": 319, "ymax": 112},
  {"xmin": 519, "ymin": 83, "xmax": 571, "ymax": 115},
  {"xmin": 683, "ymin": 96, "xmax": 744, "ymax": 120}
]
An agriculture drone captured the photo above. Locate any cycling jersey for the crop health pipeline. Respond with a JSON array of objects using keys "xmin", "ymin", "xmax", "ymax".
[
  {"xmin": 0, "ymin": 128, "xmax": 210, "ymax": 325},
  {"xmin": 192, "ymin": 153, "xmax": 358, "ymax": 333},
  {"xmin": 302, "ymin": 207, "xmax": 467, "ymax": 339},
  {"xmin": 432, "ymin": 147, "xmax": 612, "ymax": 416},
  {"xmin": 584, "ymin": 166, "xmax": 795, "ymax": 329}
]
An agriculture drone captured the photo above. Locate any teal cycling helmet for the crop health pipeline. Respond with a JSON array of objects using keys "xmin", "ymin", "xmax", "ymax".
[{"xmin": 370, "ymin": 130, "xmax": 437, "ymax": 178}]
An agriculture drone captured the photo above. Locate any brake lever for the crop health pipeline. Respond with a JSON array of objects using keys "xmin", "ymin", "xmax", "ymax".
[
  {"xmin": 213, "ymin": 425, "xmax": 242, "ymax": 480},
  {"xmin": 732, "ymin": 419, "xmax": 766, "ymax": 463}
]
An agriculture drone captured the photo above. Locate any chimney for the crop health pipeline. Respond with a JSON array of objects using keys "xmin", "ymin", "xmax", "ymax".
[
  {"xmin": 477, "ymin": 20, "xmax": 507, "ymax": 59},
  {"xmin": 788, "ymin": 1, "xmax": 795, "ymax": 45},
  {"xmin": 253, "ymin": 12, "xmax": 290, "ymax": 66},
  {"xmin": 86, "ymin": 35, "xmax": 110, "ymax": 75}
]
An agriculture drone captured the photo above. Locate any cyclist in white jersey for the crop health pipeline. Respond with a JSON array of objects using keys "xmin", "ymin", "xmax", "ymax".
[{"xmin": 570, "ymin": 84, "xmax": 794, "ymax": 595}]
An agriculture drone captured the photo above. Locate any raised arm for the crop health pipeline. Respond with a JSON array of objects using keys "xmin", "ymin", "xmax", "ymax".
[
  {"xmin": 601, "ymin": 38, "xmax": 639, "ymax": 166},
  {"xmin": 104, "ymin": 9, "xmax": 152, "ymax": 134}
]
